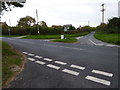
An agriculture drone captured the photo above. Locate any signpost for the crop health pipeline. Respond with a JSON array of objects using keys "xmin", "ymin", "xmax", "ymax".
[{"xmin": 61, "ymin": 24, "xmax": 71, "ymax": 39}]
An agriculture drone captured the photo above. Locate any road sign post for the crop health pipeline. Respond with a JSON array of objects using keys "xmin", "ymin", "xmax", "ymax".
[{"xmin": 61, "ymin": 35, "xmax": 64, "ymax": 39}]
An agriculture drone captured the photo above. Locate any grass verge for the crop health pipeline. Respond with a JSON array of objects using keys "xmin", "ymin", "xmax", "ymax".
[
  {"xmin": 23, "ymin": 35, "xmax": 60, "ymax": 39},
  {"xmin": 1, "ymin": 35, "xmax": 20, "ymax": 37},
  {"xmin": 52, "ymin": 38, "xmax": 77, "ymax": 43},
  {"xmin": 94, "ymin": 32, "xmax": 120, "ymax": 45},
  {"xmin": 23, "ymin": 32, "xmax": 90, "ymax": 39},
  {"xmin": 2, "ymin": 41, "xmax": 25, "ymax": 87},
  {"xmin": 66, "ymin": 32, "xmax": 90, "ymax": 38}
]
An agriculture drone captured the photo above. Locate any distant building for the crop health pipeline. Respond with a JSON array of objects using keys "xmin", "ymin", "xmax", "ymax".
[
  {"xmin": 63, "ymin": 24, "xmax": 72, "ymax": 31},
  {"xmin": 118, "ymin": 1, "xmax": 120, "ymax": 17}
]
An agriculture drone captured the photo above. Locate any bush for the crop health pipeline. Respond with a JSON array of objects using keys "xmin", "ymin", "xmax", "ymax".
[
  {"xmin": 2, "ymin": 25, "xmax": 92, "ymax": 35},
  {"xmin": 80, "ymin": 26, "xmax": 96, "ymax": 32},
  {"xmin": 96, "ymin": 17, "xmax": 120, "ymax": 34},
  {"xmin": 2, "ymin": 25, "xmax": 9, "ymax": 35}
]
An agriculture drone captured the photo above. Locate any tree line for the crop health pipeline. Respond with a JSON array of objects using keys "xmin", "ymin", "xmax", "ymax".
[
  {"xmin": 2, "ymin": 16, "xmax": 95, "ymax": 35},
  {"xmin": 96, "ymin": 17, "xmax": 120, "ymax": 34}
]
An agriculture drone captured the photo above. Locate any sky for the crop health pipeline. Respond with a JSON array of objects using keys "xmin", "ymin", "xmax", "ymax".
[{"xmin": 1, "ymin": 0, "xmax": 119, "ymax": 28}]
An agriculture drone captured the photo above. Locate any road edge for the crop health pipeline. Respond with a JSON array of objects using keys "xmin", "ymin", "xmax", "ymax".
[{"xmin": 2, "ymin": 49, "xmax": 27, "ymax": 88}]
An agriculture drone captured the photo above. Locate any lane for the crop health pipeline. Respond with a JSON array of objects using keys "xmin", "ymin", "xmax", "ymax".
[
  {"xmin": 76, "ymin": 32, "xmax": 120, "ymax": 48},
  {"xmin": 2, "ymin": 37, "xmax": 118, "ymax": 88}
]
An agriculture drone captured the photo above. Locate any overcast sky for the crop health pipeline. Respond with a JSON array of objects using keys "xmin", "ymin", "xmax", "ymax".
[{"xmin": 1, "ymin": 0, "xmax": 119, "ymax": 28}]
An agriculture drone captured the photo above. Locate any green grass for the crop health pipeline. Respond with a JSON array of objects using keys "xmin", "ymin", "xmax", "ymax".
[
  {"xmin": 2, "ymin": 41, "xmax": 22, "ymax": 86},
  {"xmin": 66, "ymin": 32, "xmax": 90, "ymax": 38},
  {"xmin": 1, "ymin": 35, "xmax": 20, "ymax": 37},
  {"xmin": 94, "ymin": 32, "xmax": 120, "ymax": 45},
  {"xmin": 52, "ymin": 38, "xmax": 77, "ymax": 43},
  {"xmin": 23, "ymin": 35, "xmax": 60, "ymax": 39},
  {"xmin": 23, "ymin": 32, "xmax": 90, "ymax": 39}
]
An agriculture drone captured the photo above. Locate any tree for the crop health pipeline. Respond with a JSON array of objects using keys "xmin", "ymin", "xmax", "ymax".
[
  {"xmin": 107, "ymin": 17, "xmax": 120, "ymax": 28},
  {"xmin": 0, "ymin": 1, "xmax": 26, "ymax": 15},
  {"xmin": 17, "ymin": 16, "xmax": 36, "ymax": 27},
  {"xmin": 39, "ymin": 21, "xmax": 47, "ymax": 27}
]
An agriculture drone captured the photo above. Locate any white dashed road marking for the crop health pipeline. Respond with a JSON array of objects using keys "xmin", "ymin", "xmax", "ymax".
[
  {"xmin": 76, "ymin": 36, "xmax": 83, "ymax": 40},
  {"xmin": 44, "ymin": 44, "xmax": 84, "ymax": 51},
  {"xmin": 106, "ymin": 45, "xmax": 116, "ymax": 47},
  {"xmin": 35, "ymin": 61, "xmax": 46, "ymax": 65},
  {"xmin": 23, "ymin": 52, "xmax": 28, "ymax": 54},
  {"xmin": 96, "ymin": 44, "xmax": 104, "ymax": 46},
  {"xmin": 26, "ymin": 52, "xmax": 114, "ymax": 87},
  {"xmin": 28, "ymin": 54, "xmax": 34, "ymax": 56},
  {"xmin": 44, "ymin": 58, "xmax": 52, "ymax": 61},
  {"xmin": 89, "ymin": 39, "xmax": 97, "ymax": 45},
  {"xmin": 62, "ymin": 69, "xmax": 79, "ymax": 76},
  {"xmin": 54, "ymin": 61, "xmax": 67, "ymax": 65},
  {"xmin": 92, "ymin": 70, "xmax": 113, "ymax": 77},
  {"xmin": 28, "ymin": 58, "xmax": 35, "ymax": 61},
  {"xmin": 85, "ymin": 75, "xmax": 111, "ymax": 86},
  {"xmin": 70, "ymin": 64, "xmax": 85, "ymax": 70},
  {"xmin": 35, "ymin": 56, "xmax": 42, "ymax": 59},
  {"xmin": 46, "ymin": 64, "xmax": 60, "ymax": 70}
]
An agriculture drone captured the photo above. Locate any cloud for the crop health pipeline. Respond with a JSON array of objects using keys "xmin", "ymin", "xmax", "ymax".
[{"xmin": 1, "ymin": 0, "xmax": 119, "ymax": 27}]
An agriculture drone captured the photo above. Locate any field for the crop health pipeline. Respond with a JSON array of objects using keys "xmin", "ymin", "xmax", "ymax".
[
  {"xmin": 94, "ymin": 32, "xmax": 120, "ymax": 45},
  {"xmin": 22, "ymin": 32, "xmax": 90, "ymax": 39},
  {"xmin": 52, "ymin": 38, "xmax": 77, "ymax": 43}
]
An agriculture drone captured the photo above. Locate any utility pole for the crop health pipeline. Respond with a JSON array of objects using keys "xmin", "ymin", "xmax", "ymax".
[
  {"xmin": 36, "ymin": 9, "xmax": 40, "ymax": 35},
  {"xmin": 101, "ymin": 4, "xmax": 105, "ymax": 23},
  {"xmin": 118, "ymin": 1, "xmax": 120, "ymax": 17},
  {"xmin": 8, "ymin": 19, "xmax": 11, "ymax": 36},
  {"xmin": 88, "ymin": 21, "xmax": 90, "ymax": 26}
]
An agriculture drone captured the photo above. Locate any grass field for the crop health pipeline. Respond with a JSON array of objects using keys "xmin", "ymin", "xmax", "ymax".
[
  {"xmin": 23, "ymin": 32, "xmax": 90, "ymax": 39},
  {"xmin": 23, "ymin": 35, "xmax": 60, "ymax": 39},
  {"xmin": 94, "ymin": 32, "xmax": 120, "ymax": 45},
  {"xmin": 1, "ymin": 35, "xmax": 20, "ymax": 37},
  {"xmin": 52, "ymin": 38, "xmax": 77, "ymax": 43},
  {"xmin": 2, "ymin": 41, "xmax": 23, "ymax": 87}
]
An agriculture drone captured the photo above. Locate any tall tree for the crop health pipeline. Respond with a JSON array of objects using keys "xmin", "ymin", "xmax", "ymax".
[
  {"xmin": 17, "ymin": 16, "xmax": 36, "ymax": 27},
  {"xmin": 39, "ymin": 21, "xmax": 47, "ymax": 27},
  {"xmin": 0, "ymin": 0, "xmax": 26, "ymax": 15}
]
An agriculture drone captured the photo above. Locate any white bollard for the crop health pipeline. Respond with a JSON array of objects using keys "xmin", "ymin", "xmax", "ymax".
[{"xmin": 61, "ymin": 35, "xmax": 64, "ymax": 39}]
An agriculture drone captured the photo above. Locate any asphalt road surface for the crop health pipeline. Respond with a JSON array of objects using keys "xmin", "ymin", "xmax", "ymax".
[{"xmin": 2, "ymin": 32, "xmax": 119, "ymax": 88}]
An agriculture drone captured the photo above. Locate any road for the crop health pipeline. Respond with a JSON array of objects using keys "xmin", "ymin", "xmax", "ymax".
[{"xmin": 2, "ymin": 32, "xmax": 119, "ymax": 88}]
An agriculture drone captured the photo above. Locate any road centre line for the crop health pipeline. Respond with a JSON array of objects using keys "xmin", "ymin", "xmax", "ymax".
[
  {"xmin": 85, "ymin": 75, "xmax": 111, "ymax": 86},
  {"xmin": 70, "ymin": 64, "xmax": 85, "ymax": 70},
  {"xmin": 62, "ymin": 69, "xmax": 79, "ymax": 76},
  {"xmin": 106, "ymin": 45, "xmax": 116, "ymax": 47},
  {"xmin": 89, "ymin": 39, "xmax": 97, "ymax": 45},
  {"xmin": 54, "ymin": 61, "xmax": 67, "ymax": 65},
  {"xmin": 44, "ymin": 44, "xmax": 84, "ymax": 51},
  {"xmin": 96, "ymin": 44, "xmax": 104, "ymax": 46},
  {"xmin": 35, "ymin": 56, "xmax": 42, "ymax": 59},
  {"xmin": 35, "ymin": 61, "xmax": 46, "ymax": 65},
  {"xmin": 46, "ymin": 64, "xmax": 60, "ymax": 70},
  {"xmin": 63, "ymin": 46, "xmax": 83, "ymax": 50},
  {"xmin": 28, "ymin": 58, "xmax": 35, "ymax": 61},
  {"xmin": 92, "ymin": 70, "xmax": 113, "ymax": 77},
  {"xmin": 28, "ymin": 53, "xmax": 34, "ymax": 56},
  {"xmin": 43, "ymin": 58, "xmax": 53, "ymax": 61}
]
